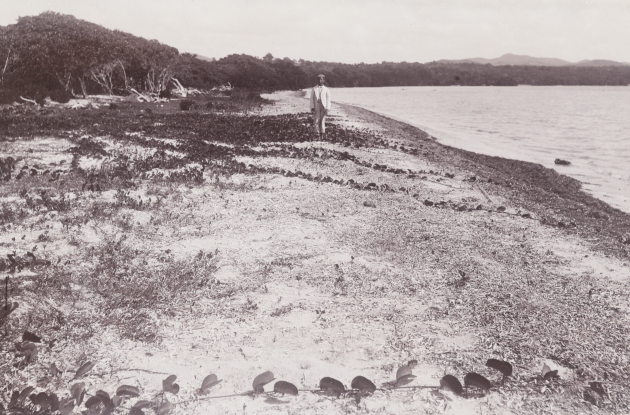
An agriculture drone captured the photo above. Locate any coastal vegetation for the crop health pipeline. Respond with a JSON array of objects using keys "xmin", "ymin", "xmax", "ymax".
[{"xmin": 2, "ymin": 12, "xmax": 630, "ymax": 105}]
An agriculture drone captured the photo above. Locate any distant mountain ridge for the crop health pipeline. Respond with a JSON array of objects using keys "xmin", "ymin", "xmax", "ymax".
[{"xmin": 435, "ymin": 53, "xmax": 630, "ymax": 67}]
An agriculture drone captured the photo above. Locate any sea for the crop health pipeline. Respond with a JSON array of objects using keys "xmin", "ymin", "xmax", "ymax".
[{"xmin": 330, "ymin": 86, "xmax": 630, "ymax": 213}]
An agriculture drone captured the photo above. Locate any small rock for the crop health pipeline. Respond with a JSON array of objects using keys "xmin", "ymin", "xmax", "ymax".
[
  {"xmin": 363, "ymin": 201, "xmax": 376, "ymax": 208},
  {"xmin": 497, "ymin": 206, "xmax": 506, "ymax": 212},
  {"xmin": 424, "ymin": 200, "xmax": 434, "ymax": 207},
  {"xmin": 554, "ymin": 158, "xmax": 571, "ymax": 165}
]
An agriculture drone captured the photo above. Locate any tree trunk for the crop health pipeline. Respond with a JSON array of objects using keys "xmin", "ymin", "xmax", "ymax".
[
  {"xmin": 55, "ymin": 71, "xmax": 73, "ymax": 95},
  {"xmin": 78, "ymin": 76, "xmax": 87, "ymax": 99},
  {"xmin": 90, "ymin": 64, "xmax": 114, "ymax": 95},
  {"xmin": 1, "ymin": 49, "xmax": 10, "ymax": 86},
  {"xmin": 118, "ymin": 60, "xmax": 128, "ymax": 92}
]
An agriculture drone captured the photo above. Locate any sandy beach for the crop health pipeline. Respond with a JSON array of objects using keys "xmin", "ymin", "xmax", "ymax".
[{"xmin": 1, "ymin": 90, "xmax": 629, "ymax": 414}]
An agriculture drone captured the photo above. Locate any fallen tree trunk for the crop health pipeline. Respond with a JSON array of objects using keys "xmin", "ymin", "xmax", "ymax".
[
  {"xmin": 19, "ymin": 96, "xmax": 38, "ymax": 105},
  {"xmin": 171, "ymin": 78, "xmax": 187, "ymax": 97},
  {"xmin": 128, "ymin": 87, "xmax": 151, "ymax": 102},
  {"xmin": 127, "ymin": 87, "xmax": 169, "ymax": 103}
]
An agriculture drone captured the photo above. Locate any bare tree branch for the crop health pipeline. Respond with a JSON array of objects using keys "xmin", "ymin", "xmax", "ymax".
[{"xmin": 1, "ymin": 49, "xmax": 10, "ymax": 85}]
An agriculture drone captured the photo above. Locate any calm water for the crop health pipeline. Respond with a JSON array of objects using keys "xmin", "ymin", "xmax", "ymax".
[{"xmin": 331, "ymin": 86, "xmax": 630, "ymax": 213}]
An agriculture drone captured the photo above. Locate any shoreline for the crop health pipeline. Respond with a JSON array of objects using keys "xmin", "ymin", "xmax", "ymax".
[
  {"xmin": 1, "ymin": 91, "xmax": 629, "ymax": 414},
  {"xmin": 325, "ymin": 86, "xmax": 630, "ymax": 215},
  {"xmin": 329, "ymin": 98, "xmax": 630, "ymax": 261}
]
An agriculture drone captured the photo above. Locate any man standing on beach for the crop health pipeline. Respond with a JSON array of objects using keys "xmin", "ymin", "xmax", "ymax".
[{"xmin": 310, "ymin": 74, "xmax": 331, "ymax": 141}]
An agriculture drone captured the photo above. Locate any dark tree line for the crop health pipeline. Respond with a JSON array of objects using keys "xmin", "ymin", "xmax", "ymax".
[
  {"xmin": 0, "ymin": 12, "xmax": 178, "ymax": 103},
  {"xmin": 172, "ymin": 56, "xmax": 630, "ymax": 91},
  {"xmin": 1, "ymin": 12, "xmax": 629, "ymax": 104}
]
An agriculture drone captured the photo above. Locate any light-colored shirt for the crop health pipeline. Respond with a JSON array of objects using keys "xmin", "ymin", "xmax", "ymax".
[{"xmin": 310, "ymin": 85, "xmax": 331, "ymax": 110}]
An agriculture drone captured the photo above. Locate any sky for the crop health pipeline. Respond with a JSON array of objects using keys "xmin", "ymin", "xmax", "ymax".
[{"xmin": 2, "ymin": 0, "xmax": 629, "ymax": 64}]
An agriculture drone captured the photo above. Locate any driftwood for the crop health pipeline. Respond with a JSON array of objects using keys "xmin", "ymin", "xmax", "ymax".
[
  {"xmin": 476, "ymin": 184, "xmax": 493, "ymax": 203},
  {"xmin": 171, "ymin": 78, "xmax": 187, "ymax": 97},
  {"xmin": 212, "ymin": 82, "xmax": 232, "ymax": 91},
  {"xmin": 170, "ymin": 79, "xmax": 207, "ymax": 97},
  {"xmin": 19, "ymin": 96, "xmax": 38, "ymax": 105},
  {"xmin": 128, "ymin": 87, "xmax": 169, "ymax": 103},
  {"xmin": 128, "ymin": 87, "xmax": 151, "ymax": 102}
]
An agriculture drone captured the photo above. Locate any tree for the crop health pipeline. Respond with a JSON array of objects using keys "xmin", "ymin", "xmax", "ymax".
[{"xmin": 5, "ymin": 12, "xmax": 116, "ymax": 97}]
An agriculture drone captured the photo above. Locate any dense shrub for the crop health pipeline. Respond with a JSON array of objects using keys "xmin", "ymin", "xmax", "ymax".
[
  {"xmin": 49, "ymin": 88, "xmax": 71, "ymax": 103},
  {"xmin": 247, "ymin": 92, "xmax": 264, "ymax": 101},
  {"xmin": 179, "ymin": 100, "xmax": 194, "ymax": 111},
  {"xmin": 0, "ymin": 87, "xmax": 22, "ymax": 105}
]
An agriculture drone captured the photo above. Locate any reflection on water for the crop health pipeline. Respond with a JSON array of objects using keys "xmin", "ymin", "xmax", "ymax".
[{"xmin": 332, "ymin": 86, "xmax": 630, "ymax": 213}]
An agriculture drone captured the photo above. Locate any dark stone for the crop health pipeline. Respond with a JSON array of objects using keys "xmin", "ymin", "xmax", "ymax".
[
  {"xmin": 554, "ymin": 158, "xmax": 571, "ymax": 165},
  {"xmin": 424, "ymin": 200, "xmax": 434, "ymax": 207},
  {"xmin": 363, "ymin": 201, "xmax": 376, "ymax": 208}
]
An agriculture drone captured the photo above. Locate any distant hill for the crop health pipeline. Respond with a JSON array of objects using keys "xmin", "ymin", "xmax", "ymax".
[
  {"xmin": 435, "ymin": 53, "xmax": 630, "ymax": 67},
  {"xmin": 574, "ymin": 59, "xmax": 630, "ymax": 67}
]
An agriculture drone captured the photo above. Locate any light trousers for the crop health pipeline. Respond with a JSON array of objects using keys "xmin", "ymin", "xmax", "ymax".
[{"xmin": 313, "ymin": 101, "xmax": 327, "ymax": 135}]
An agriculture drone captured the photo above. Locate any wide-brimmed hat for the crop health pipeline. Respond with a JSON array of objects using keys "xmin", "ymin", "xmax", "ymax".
[{"xmin": 317, "ymin": 74, "xmax": 325, "ymax": 79}]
